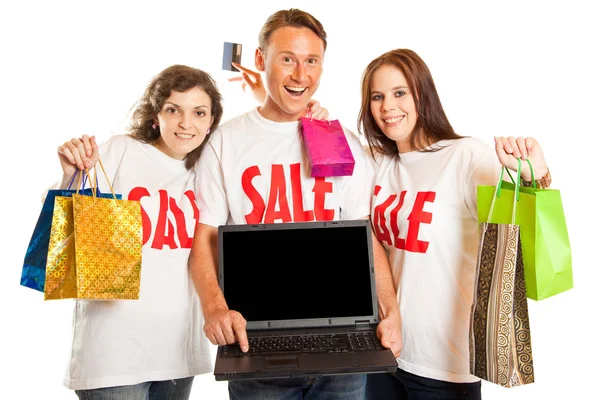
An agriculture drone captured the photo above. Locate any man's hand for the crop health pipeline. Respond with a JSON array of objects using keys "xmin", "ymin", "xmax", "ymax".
[
  {"xmin": 376, "ymin": 307, "xmax": 402, "ymax": 358},
  {"xmin": 204, "ymin": 308, "xmax": 249, "ymax": 352}
]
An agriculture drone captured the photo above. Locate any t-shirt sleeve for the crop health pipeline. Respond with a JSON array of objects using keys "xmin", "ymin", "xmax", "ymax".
[
  {"xmin": 464, "ymin": 138, "xmax": 502, "ymax": 220},
  {"xmin": 338, "ymin": 130, "xmax": 374, "ymax": 220},
  {"xmin": 194, "ymin": 131, "xmax": 229, "ymax": 227}
]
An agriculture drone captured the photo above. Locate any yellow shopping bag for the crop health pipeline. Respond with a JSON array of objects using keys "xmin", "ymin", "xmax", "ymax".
[{"xmin": 44, "ymin": 161, "xmax": 142, "ymax": 300}]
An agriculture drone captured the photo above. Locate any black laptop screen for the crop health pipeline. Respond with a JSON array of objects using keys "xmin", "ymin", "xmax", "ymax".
[{"xmin": 221, "ymin": 225, "xmax": 374, "ymax": 322}]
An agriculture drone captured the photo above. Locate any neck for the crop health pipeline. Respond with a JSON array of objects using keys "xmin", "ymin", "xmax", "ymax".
[
  {"xmin": 258, "ymin": 97, "xmax": 305, "ymax": 122},
  {"xmin": 396, "ymin": 130, "xmax": 434, "ymax": 154}
]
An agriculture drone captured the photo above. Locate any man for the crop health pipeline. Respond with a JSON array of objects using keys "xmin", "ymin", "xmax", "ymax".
[{"xmin": 190, "ymin": 8, "xmax": 401, "ymax": 399}]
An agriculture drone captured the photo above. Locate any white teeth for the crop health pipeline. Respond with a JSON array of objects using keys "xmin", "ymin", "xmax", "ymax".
[
  {"xmin": 175, "ymin": 133, "xmax": 193, "ymax": 139},
  {"xmin": 384, "ymin": 116, "xmax": 404, "ymax": 124},
  {"xmin": 285, "ymin": 86, "xmax": 306, "ymax": 92}
]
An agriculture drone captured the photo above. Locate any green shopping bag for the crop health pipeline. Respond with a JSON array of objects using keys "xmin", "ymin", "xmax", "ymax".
[{"xmin": 477, "ymin": 159, "xmax": 572, "ymax": 300}]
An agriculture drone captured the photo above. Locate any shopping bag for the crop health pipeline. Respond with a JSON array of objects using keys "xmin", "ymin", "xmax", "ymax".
[
  {"xmin": 470, "ymin": 160, "xmax": 535, "ymax": 388},
  {"xmin": 300, "ymin": 116, "xmax": 355, "ymax": 177},
  {"xmin": 44, "ymin": 162, "xmax": 140, "ymax": 300},
  {"xmin": 21, "ymin": 171, "xmax": 91, "ymax": 292},
  {"xmin": 477, "ymin": 159, "xmax": 572, "ymax": 300}
]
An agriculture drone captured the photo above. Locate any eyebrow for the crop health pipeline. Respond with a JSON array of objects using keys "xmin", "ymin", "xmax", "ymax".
[
  {"xmin": 165, "ymin": 102, "xmax": 209, "ymax": 109},
  {"xmin": 371, "ymin": 86, "xmax": 409, "ymax": 93},
  {"xmin": 278, "ymin": 50, "xmax": 322, "ymax": 59}
]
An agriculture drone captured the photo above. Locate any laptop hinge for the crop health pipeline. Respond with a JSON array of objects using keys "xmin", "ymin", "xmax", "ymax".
[{"xmin": 355, "ymin": 320, "xmax": 371, "ymax": 330}]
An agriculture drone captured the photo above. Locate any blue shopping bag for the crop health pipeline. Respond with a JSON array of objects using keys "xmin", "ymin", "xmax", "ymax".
[{"xmin": 20, "ymin": 171, "xmax": 121, "ymax": 292}]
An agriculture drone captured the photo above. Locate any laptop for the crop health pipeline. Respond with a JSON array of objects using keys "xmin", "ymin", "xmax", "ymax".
[{"xmin": 214, "ymin": 219, "xmax": 398, "ymax": 381}]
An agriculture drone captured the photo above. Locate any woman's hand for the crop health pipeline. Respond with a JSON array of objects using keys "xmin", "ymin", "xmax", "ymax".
[
  {"xmin": 494, "ymin": 136, "xmax": 548, "ymax": 182},
  {"xmin": 57, "ymin": 135, "xmax": 99, "ymax": 178},
  {"xmin": 306, "ymin": 100, "xmax": 330, "ymax": 121},
  {"xmin": 229, "ymin": 62, "xmax": 266, "ymax": 104}
]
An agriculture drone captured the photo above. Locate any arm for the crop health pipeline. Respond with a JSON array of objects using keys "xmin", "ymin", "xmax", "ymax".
[
  {"xmin": 370, "ymin": 225, "xmax": 402, "ymax": 357},
  {"xmin": 189, "ymin": 223, "xmax": 249, "ymax": 352}
]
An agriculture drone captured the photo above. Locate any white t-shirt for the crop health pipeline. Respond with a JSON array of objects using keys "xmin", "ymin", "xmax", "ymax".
[
  {"xmin": 196, "ymin": 108, "xmax": 373, "ymax": 226},
  {"xmin": 371, "ymin": 138, "xmax": 500, "ymax": 383},
  {"xmin": 64, "ymin": 135, "xmax": 212, "ymax": 390}
]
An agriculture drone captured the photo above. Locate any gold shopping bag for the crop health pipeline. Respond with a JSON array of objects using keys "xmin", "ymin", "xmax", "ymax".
[
  {"xmin": 44, "ymin": 162, "xmax": 142, "ymax": 300},
  {"xmin": 44, "ymin": 195, "xmax": 77, "ymax": 300},
  {"xmin": 470, "ymin": 160, "xmax": 535, "ymax": 387}
]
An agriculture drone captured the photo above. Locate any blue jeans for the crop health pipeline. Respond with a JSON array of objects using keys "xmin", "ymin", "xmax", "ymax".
[
  {"xmin": 229, "ymin": 374, "xmax": 366, "ymax": 400},
  {"xmin": 366, "ymin": 369, "xmax": 481, "ymax": 400},
  {"xmin": 75, "ymin": 377, "xmax": 194, "ymax": 400}
]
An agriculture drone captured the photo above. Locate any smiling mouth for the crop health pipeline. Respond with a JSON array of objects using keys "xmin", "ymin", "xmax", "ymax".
[
  {"xmin": 383, "ymin": 116, "xmax": 405, "ymax": 125},
  {"xmin": 285, "ymin": 85, "xmax": 307, "ymax": 97},
  {"xmin": 175, "ymin": 133, "xmax": 194, "ymax": 139}
]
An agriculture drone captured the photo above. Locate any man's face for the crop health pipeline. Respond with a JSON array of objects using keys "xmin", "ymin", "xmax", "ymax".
[{"xmin": 256, "ymin": 26, "xmax": 325, "ymax": 122}]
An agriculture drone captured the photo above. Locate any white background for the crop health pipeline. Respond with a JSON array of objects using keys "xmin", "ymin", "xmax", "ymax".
[{"xmin": 1, "ymin": 0, "xmax": 598, "ymax": 398}]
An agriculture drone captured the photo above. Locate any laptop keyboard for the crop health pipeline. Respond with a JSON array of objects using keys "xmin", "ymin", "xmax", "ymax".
[{"xmin": 221, "ymin": 331, "xmax": 384, "ymax": 357}]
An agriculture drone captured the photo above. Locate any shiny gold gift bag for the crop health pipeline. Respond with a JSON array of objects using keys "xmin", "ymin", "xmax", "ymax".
[
  {"xmin": 44, "ymin": 196, "xmax": 77, "ymax": 300},
  {"xmin": 44, "ymin": 162, "xmax": 142, "ymax": 300}
]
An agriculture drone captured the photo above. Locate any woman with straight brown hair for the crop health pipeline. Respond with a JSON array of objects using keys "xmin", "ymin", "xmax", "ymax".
[{"xmin": 360, "ymin": 49, "xmax": 552, "ymax": 399}]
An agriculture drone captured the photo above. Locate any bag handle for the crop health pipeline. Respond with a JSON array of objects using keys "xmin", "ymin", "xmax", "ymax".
[
  {"xmin": 487, "ymin": 158, "xmax": 522, "ymax": 225},
  {"xmin": 83, "ymin": 159, "xmax": 118, "ymax": 201},
  {"xmin": 500, "ymin": 158, "xmax": 536, "ymax": 190},
  {"xmin": 67, "ymin": 169, "xmax": 88, "ymax": 191},
  {"xmin": 524, "ymin": 158, "xmax": 536, "ymax": 189},
  {"xmin": 75, "ymin": 167, "xmax": 100, "ymax": 194}
]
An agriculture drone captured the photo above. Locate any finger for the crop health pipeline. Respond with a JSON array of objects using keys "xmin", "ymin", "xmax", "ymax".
[
  {"xmin": 313, "ymin": 108, "xmax": 329, "ymax": 121},
  {"xmin": 496, "ymin": 136, "xmax": 512, "ymax": 154},
  {"xmin": 311, "ymin": 108, "xmax": 324, "ymax": 120},
  {"xmin": 205, "ymin": 331, "xmax": 218, "ymax": 346},
  {"xmin": 71, "ymin": 137, "xmax": 86, "ymax": 154},
  {"xmin": 220, "ymin": 318, "xmax": 237, "ymax": 345},
  {"xmin": 228, "ymin": 76, "xmax": 244, "ymax": 83},
  {"xmin": 232, "ymin": 62, "xmax": 260, "ymax": 78},
  {"xmin": 242, "ymin": 72, "xmax": 258, "ymax": 89},
  {"xmin": 91, "ymin": 135, "xmax": 99, "ymax": 155},
  {"xmin": 377, "ymin": 326, "xmax": 391, "ymax": 349},
  {"xmin": 392, "ymin": 342, "xmax": 402, "ymax": 358},
  {"xmin": 506, "ymin": 136, "xmax": 521, "ymax": 158},
  {"xmin": 81, "ymin": 134, "xmax": 93, "ymax": 157},
  {"xmin": 58, "ymin": 145, "xmax": 78, "ymax": 167},
  {"xmin": 494, "ymin": 137, "xmax": 508, "ymax": 161},
  {"xmin": 515, "ymin": 137, "xmax": 528, "ymax": 159},
  {"xmin": 65, "ymin": 142, "xmax": 86, "ymax": 170},
  {"xmin": 70, "ymin": 138, "xmax": 88, "ymax": 166},
  {"xmin": 232, "ymin": 314, "xmax": 249, "ymax": 352},
  {"xmin": 308, "ymin": 100, "xmax": 320, "ymax": 109},
  {"xmin": 206, "ymin": 324, "xmax": 227, "ymax": 346},
  {"xmin": 525, "ymin": 137, "xmax": 537, "ymax": 153}
]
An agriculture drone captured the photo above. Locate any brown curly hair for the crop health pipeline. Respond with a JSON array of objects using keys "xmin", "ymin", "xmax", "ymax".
[{"xmin": 128, "ymin": 64, "xmax": 223, "ymax": 170}]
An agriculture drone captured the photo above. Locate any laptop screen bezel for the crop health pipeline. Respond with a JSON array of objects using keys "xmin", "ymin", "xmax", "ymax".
[{"xmin": 217, "ymin": 220, "xmax": 380, "ymax": 330}]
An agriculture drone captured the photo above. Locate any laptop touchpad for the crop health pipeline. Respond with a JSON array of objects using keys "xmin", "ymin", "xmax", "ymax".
[{"xmin": 264, "ymin": 357, "xmax": 299, "ymax": 369}]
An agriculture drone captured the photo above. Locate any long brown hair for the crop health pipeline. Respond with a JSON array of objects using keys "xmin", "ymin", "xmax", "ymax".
[
  {"xmin": 258, "ymin": 8, "xmax": 327, "ymax": 52},
  {"xmin": 358, "ymin": 49, "xmax": 462, "ymax": 158},
  {"xmin": 128, "ymin": 64, "xmax": 223, "ymax": 170}
]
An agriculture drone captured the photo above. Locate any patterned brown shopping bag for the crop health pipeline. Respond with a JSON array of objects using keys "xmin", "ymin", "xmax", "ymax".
[{"xmin": 470, "ymin": 160, "xmax": 534, "ymax": 387}]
